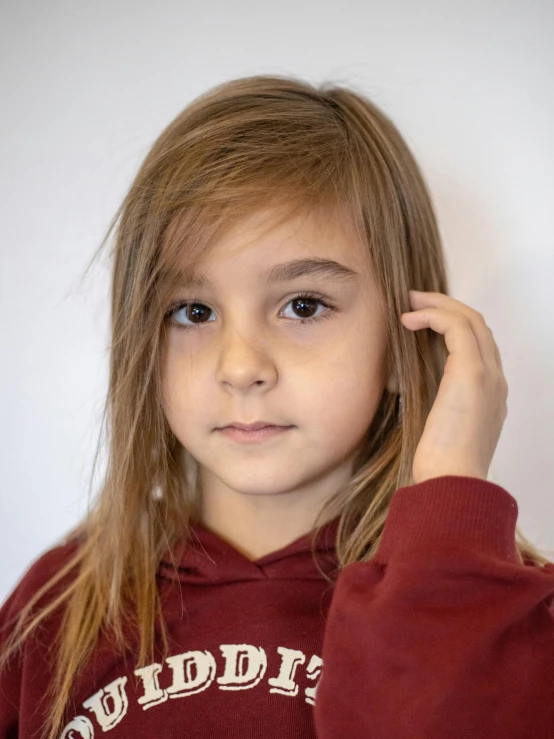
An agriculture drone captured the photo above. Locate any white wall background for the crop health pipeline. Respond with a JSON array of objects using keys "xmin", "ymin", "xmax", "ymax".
[{"xmin": 1, "ymin": 0, "xmax": 553, "ymax": 601}]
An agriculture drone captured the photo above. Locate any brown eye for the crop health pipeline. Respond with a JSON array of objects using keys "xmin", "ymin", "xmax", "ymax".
[
  {"xmin": 165, "ymin": 292, "xmax": 338, "ymax": 332},
  {"xmin": 280, "ymin": 292, "xmax": 337, "ymax": 326},
  {"xmin": 166, "ymin": 302, "xmax": 215, "ymax": 329},
  {"xmin": 291, "ymin": 296, "xmax": 319, "ymax": 319},
  {"xmin": 186, "ymin": 303, "xmax": 212, "ymax": 324}
]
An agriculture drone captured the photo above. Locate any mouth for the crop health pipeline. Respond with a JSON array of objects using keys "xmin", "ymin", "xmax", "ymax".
[
  {"xmin": 217, "ymin": 425, "xmax": 294, "ymax": 443},
  {"xmin": 220, "ymin": 421, "xmax": 291, "ymax": 431}
]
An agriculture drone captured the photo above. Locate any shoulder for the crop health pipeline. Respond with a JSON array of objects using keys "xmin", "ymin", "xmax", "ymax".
[
  {"xmin": 0, "ymin": 539, "xmax": 82, "ymax": 729},
  {"xmin": 0, "ymin": 536, "xmax": 81, "ymax": 628}
]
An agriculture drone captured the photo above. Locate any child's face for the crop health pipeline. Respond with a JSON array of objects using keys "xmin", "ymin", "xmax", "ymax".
[{"xmin": 161, "ymin": 207, "xmax": 391, "ymax": 519}]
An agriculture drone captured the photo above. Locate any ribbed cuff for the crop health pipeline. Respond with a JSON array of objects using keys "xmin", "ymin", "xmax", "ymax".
[{"xmin": 374, "ymin": 475, "xmax": 519, "ymax": 564}]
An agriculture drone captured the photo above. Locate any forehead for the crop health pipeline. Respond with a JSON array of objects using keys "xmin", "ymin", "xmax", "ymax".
[{"xmin": 171, "ymin": 206, "xmax": 369, "ymax": 287}]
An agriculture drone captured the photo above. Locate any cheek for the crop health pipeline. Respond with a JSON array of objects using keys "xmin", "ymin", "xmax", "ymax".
[
  {"xmin": 161, "ymin": 351, "xmax": 222, "ymax": 444},
  {"xmin": 160, "ymin": 328, "xmax": 387, "ymax": 428},
  {"xmin": 161, "ymin": 359, "xmax": 195, "ymax": 433},
  {"xmin": 307, "ymin": 344, "xmax": 387, "ymax": 427}
]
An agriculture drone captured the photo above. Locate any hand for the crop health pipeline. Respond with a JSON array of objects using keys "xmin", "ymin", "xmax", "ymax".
[{"xmin": 400, "ymin": 290, "xmax": 509, "ymax": 485}]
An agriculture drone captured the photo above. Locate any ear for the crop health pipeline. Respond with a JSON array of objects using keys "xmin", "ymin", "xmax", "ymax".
[
  {"xmin": 386, "ymin": 370, "xmax": 400, "ymax": 395},
  {"xmin": 383, "ymin": 348, "xmax": 400, "ymax": 395}
]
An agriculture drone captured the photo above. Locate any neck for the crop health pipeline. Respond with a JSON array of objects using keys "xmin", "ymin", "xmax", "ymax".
[{"xmin": 198, "ymin": 470, "xmax": 346, "ymax": 561}]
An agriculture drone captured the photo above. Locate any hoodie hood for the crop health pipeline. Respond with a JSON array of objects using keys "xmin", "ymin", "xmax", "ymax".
[{"xmin": 158, "ymin": 515, "xmax": 341, "ymax": 586}]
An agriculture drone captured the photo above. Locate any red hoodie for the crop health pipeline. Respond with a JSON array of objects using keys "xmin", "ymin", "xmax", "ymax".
[{"xmin": 1, "ymin": 475, "xmax": 554, "ymax": 738}]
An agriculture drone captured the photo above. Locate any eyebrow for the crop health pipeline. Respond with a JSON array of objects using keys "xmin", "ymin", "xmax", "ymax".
[{"xmin": 172, "ymin": 258, "xmax": 360, "ymax": 288}]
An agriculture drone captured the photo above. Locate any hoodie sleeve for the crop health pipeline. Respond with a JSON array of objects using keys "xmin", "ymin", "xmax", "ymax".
[
  {"xmin": 0, "ymin": 542, "xmax": 77, "ymax": 736},
  {"xmin": 0, "ymin": 585, "xmax": 21, "ymax": 736},
  {"xmin": 314, "ymin": 475, "xmax": 554, "ymax": 739}
]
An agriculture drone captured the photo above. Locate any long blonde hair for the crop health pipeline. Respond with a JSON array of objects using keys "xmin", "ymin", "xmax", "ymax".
[{"xmin": 2, "ymin": 74, "xmax": 550, "ymax": 738}]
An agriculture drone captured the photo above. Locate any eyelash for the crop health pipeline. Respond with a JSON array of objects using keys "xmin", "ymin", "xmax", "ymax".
[{"xmin": 163, "ymin": 291, "xmax": 338, "ymax": 332}]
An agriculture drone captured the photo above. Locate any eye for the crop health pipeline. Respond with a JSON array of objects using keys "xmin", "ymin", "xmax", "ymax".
[
  {"xmin": 280, "ymin": 293, "xmax": 335, "ymax": 324},
  {"xmin": 168, "ymin": 302, "xmax": 215, "ymax": 328},
  {"xmin": 164, "ymin": 291, "xmax": 338, "ymax": 331}
]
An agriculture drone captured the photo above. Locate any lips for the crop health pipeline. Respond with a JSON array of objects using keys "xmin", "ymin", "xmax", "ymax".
[
  {"xmin": 223, "ymin": 421, "xmax": 288, "ymax": 431},
  {"xmin": 218, "ymin": 424, "xmax": 293, "ymax": 443}
]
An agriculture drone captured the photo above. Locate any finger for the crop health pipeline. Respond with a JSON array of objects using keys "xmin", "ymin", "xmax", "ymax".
[
  {"xmin": 407, "ymin": 291, "xmax": 501, "ymax": 374},
  {"xmin": 401, "ymin": 307, "xmax": 484, "ymax": 374},
  {"xmin": 490, "ymin": 331, "xmax": 505, "ymax": 374}
]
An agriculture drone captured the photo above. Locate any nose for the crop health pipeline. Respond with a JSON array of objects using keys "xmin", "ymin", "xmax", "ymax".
[{"xmin": 214, "ymin": 322, "xmax": 278, "ymax": 392}]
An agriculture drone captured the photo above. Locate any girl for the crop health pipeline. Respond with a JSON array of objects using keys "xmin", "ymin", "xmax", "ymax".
[{"xmin": 1, "ymin": 74, "xmax": 553, "ymax": 739}]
